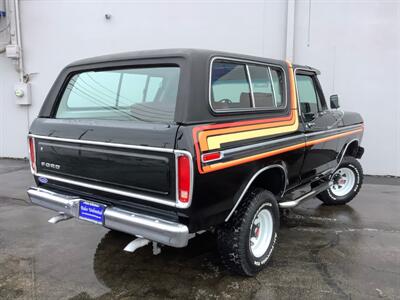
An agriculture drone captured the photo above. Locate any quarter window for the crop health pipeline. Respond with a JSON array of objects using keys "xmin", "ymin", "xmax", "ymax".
[
  {"xmin": 211, "ymin": 62, "xmax": 252, "ymax": 110},
  {"xmin": 210, "ymin": 59, "xmax": 286, "ymax": 112}
]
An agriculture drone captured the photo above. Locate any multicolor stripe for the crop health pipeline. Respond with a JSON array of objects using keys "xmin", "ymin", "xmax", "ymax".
[{"xmin": 193, "ymin": 61, "xmax": 363, "ymax": 174}]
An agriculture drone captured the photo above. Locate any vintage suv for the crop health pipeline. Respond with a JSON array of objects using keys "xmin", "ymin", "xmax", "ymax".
[{"xmin": 27, "ymin": 49, "xmax": 364, "ymax": 276}]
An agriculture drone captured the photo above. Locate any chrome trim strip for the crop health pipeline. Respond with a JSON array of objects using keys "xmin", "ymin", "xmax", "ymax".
[
  {"xmin": 27, "ymin": 187, "xmax": 189, "ymax": 247},
  {"xmin": 304, "ymin": 124, "xmax": 362, "ymax": 138},
  {"xmin": 332, "ymin": 138, "xmax": 359, "ymax": 175},
  {"xmin": 35, "ymin": 172, "xmax": 177, "ymax": 207},
  {"xmin": 225, "ymin": 164, "xmax": 288, "ymax": 222},
  {"xmin": 29, "ymin": 134, "xmax": 174, "ymax": 153},
  {"xmin": 175, "ymin": 150, "xmax": 194, "ymax": 209},
  {"xmin": 209, "ymin": 56, "xmax": 288, "ymax": 113},
  {"xmin": 222, "ymin": 134, "xmax": 304, "ymax": 156}
]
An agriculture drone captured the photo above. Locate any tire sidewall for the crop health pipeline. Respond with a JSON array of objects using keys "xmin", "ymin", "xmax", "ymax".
[
  {"xmin": 327, "ymin": 160, "xmax": 361, "ymax": 201},
  {"xmin": 242, "ymin": 191, "xmax": 279, "ymax": 272}
]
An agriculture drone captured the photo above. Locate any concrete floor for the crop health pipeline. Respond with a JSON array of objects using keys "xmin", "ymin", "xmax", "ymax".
[{"xmin": 0, "ymin": 159, "xmax": 399, "ymax": 300}]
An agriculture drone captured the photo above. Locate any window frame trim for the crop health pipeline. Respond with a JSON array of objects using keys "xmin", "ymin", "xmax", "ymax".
[{"xmin": 208, "ymin": 56, "xmax": 288, "ymax": 114}]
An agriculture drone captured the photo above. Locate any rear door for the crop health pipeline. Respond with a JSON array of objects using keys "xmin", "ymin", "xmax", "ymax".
[{"xmin": 296, "ymin": 70, "xmax": 339, "ymax": 182}]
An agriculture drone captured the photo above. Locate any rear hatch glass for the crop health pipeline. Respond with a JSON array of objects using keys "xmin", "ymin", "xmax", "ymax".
[{"xmin": 56, "ymin": 66, "xmax": 180, "ymax": 123}]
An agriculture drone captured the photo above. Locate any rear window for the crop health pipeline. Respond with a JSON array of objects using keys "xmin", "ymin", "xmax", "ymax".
[{"xmin": 55, "ymin": 66, "xmax": 180, "ymax": 123}]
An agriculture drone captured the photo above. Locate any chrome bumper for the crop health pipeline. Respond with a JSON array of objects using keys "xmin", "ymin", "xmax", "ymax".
[{"xmin": 27, "ymin": 187, "xmax": 189, "ymax": 248}]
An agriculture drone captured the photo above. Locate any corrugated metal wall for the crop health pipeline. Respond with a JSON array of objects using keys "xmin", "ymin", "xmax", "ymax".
[{"xmin": 0, "ymin": 0, "xmax": 399, "ymax": 176}]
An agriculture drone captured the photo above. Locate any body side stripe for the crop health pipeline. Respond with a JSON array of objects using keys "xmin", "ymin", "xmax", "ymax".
[{"xmin": 201, "ymin": 127, "xmax": 363, "ymax": 173}]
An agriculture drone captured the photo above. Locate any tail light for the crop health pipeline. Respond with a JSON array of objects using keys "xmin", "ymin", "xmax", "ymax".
[
  {"xmin": 28, "ymin": 136, "xmax": 36, "ymax": 173},
  {"xmin": 176, "ymin": 153, "xmax": 192, "ymax": 207}
]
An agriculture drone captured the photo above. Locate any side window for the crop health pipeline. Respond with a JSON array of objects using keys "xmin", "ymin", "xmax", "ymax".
[
  {"xmin": 296, "ymin": 74, "xmax": 321, "ymax": 119},
  {"xmin": 211, "ymin": 61, "xmax": 252, "ymax": 110},
  {"xmin": 248, "ymin": 65, "xmax": 273, "ymax": 108},
  {"xmin": 270, "ymin": 68, "xmax": 284, "ymax": 107},
  {"xmin": 211, "ymin": 59, "xmax": 286, "ymax": 112},
  {"xmin": 248, "ymin": 65, "xmax": 285, "ymax": 109}
]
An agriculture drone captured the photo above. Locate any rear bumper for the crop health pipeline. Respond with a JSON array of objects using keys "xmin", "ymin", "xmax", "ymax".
[{"xmin": 27, "ymin": 187, "xmax": 189, "ymax": 248}]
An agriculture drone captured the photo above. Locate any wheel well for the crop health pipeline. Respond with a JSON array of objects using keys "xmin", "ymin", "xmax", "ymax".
[
  {"xmin": 344, "ymin": 140, "xmax": 359, "ymax": 157},
  {"xmin": 225, "ymin": 165, "xmax": 286, "ymax": 222},
  {"xmin": 251, "ymin": 167, "xmax": 286, "ymax": 197}
]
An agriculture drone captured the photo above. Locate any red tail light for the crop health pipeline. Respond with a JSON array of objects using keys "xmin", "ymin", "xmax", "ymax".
[
  {"xmin": 177, "ymin": 154, "xmax": 191, "ymax": 206},
  {"xmin": 28, "ymin": 137, "xmax": 36, "ymax": 173}
]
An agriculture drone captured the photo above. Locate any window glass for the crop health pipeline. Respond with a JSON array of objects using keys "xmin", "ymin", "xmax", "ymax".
[
  {"xmin": 296, "ymin": 74, "xmax": 319, "ymax": 116},
  {"xmin": 248, "ymin": 65, "xmax": 285, "ymax": 109},
  {"xmin": 118, "ymin": 73, "xmax": 147, "ymax": 106},
  {"xmin": 66, "ymin": 72, "xmax": 120, "ymax": 108},
  {"xmin": 145, "ymin": 77, "xmax": 163, "ymax": 102},
  {"xmin": 211, "ymin": 61, "xmax": 251, "ymax": 110},
  {"xmin": 56, "ymin": 67, "xmax": 180, "ymax": 123},
  {"xmin": 270, "ymin": 68, "xmax": 284, "ymax": 107},
  {"xmin": 248, "ymin": 65, "xmax": 273, "ymax": 108}
]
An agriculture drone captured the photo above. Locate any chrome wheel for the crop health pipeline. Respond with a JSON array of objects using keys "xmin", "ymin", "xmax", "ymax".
[
  {"xmin": 330, "ymin": 167, "xmax": 356, "ymax": 197},
  {"xmin": 249, "ymin": 208, "xmax": 273, "ymax": 258}
]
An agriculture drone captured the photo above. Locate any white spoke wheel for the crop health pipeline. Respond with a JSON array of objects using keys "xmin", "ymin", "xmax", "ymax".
[
  {"xmin": 317, "ymin": 156, "xmax": 363, "ymax": 205},
  {"xmin": 330, "ymin": 167, "xmax": 356, "ymax": 197},
  {"xmin": 217, "ymin": 188, "xmax": 279, "ymax": 276},
  {"xmin": 249, "ymin": 208, "xmax": 273, "ymax": 258}
]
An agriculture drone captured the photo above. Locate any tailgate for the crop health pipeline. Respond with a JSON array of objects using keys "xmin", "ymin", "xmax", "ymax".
[{"xmin": 30, "ymin": 118, "xmax": 179, "ymax": 205}]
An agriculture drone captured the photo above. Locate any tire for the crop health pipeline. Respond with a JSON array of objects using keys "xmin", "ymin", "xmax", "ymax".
[
  {"xmin": 317, "ymin": 156, "xmax": 363, "ymax": 205},
  {"xmin": 217, "ymin": 188, "xmax": 279, "ymax": 276}
]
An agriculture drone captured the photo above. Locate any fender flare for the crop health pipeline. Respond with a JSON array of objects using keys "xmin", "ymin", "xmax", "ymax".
[
  {"xmin": 333, "ymin": 138, "xmax": 359, "ymax": 174},
  {"xmin": 224, "ymin": 163, "xmax": 288, "ymax": 222}
]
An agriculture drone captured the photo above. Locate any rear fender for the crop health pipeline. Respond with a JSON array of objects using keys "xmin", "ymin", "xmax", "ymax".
[{"xmin": 224, "ymin": 163, "xmax": 288, "ymax": 222}]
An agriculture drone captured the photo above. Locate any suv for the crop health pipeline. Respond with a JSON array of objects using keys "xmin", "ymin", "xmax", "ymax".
[{"xmin": 27, "ymin": 49, "xmax": 364, "ymax": 276}]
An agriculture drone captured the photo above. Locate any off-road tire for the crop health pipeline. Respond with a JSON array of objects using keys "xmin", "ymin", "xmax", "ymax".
[
  {"xmin": 217, "ymin": 188, "xmax": 279, "ymax": 276},
  {"xmin": 317, "ymin": 156, "xmax": 363, "ymax": 205}
]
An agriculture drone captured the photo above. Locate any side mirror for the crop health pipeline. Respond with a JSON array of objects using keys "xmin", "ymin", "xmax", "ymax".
[{"xmin": 330, "ymin": 94, "xmax": 340, "ymax": 109}]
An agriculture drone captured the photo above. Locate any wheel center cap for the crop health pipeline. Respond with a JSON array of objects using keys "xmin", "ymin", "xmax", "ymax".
[{"xmin": 255, "ymin": 227, "xmax": 260, "ymax": 237}]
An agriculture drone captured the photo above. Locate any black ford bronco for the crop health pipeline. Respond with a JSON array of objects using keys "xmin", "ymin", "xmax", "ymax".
[{"xmin": 27, "ymin": 49, "xmax": 364, "ymax": 276}]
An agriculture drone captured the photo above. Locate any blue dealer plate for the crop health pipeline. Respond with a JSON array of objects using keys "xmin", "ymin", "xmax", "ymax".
[{"xmin": 79, "ymin": 201, "xmax": 106, "ymax": 224}]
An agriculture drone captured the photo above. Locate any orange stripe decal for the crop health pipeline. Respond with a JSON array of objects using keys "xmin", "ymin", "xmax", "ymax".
[
  {"xmin": 192, "ymin": 60, "xmax": 363, "ymax": 174},
  {"xmin": 201, "ymin": 128, "xmax": 363, "ymax": 173}
]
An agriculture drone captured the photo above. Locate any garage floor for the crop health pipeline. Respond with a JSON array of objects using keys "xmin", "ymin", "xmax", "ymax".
[{"xmin": 0, "ymin": 159, "xmax": 399, "ymax": 300}]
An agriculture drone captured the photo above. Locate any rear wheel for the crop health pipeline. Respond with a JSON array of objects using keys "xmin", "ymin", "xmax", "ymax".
[
  {"xmin": 217, "ymin": 188, "xmax": 279, "ymax": 276},
  {"xmin": 317, "ymin": 156, "xmax": 363, "ymax": 205}
]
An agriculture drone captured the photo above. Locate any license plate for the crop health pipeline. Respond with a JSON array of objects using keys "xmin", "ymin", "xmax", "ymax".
[{"xmin": 79, "ymin": 201, "xmax": 106, "ymax": 225}]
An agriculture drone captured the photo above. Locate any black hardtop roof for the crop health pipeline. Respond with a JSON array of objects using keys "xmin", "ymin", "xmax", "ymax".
[{"xmin": 67, "ymin": 48, "xmax": 292, "ymax": 68}]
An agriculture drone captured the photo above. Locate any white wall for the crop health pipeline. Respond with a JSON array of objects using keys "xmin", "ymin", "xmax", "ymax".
[
  {"xmin": 0, "ymin": 0, "xmax": 399, "ymax": 176},
  {"xmin": 293, "ymin": 0, "xmax": 400, "ymax": 176}
]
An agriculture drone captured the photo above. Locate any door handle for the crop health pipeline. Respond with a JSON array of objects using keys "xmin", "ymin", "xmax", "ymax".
[{"xmin": 306, "ymin": 122, "xmax": 316, "ymax": 128}]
